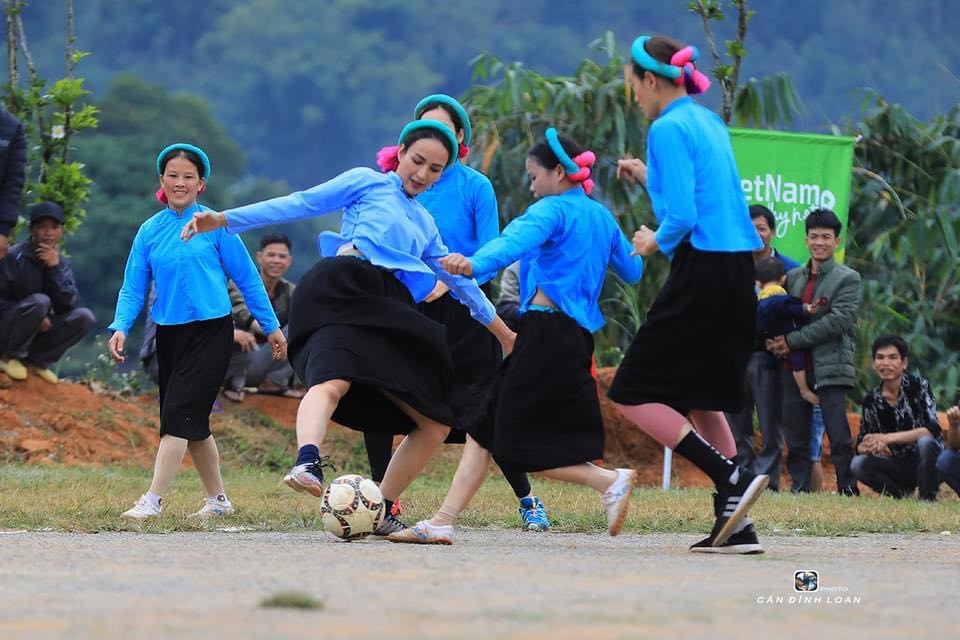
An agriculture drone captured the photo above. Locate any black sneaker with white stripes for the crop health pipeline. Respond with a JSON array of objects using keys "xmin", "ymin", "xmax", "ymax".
[
  {"xmin": 690, "ymin": 504, "xmax": 764, "ymax": 554},
  {"xmin": 711, "ymin": 470, "xmax": 769, "ymax": 547}
]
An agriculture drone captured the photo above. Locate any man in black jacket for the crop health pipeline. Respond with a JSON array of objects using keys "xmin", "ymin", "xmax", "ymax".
[
  {"xmin": 0, "ymin": 108, "xmax": 26, "ymax": 260},
  {"xmin": 0, "ymin": 202, "xmax": 94, "ymax": 383}
]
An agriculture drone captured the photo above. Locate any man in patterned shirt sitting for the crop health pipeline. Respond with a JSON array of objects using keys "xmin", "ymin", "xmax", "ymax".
[{"xmin": 852, "ymin": 335, "xmax": 944, "ymax": 500}]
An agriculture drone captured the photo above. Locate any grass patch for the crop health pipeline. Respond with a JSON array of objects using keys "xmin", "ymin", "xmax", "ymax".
[
  {"xmin": 260, "ymin": 591, "xmax": 324, "ymax": 610},
  {"xmin": 0, "ymin": 462, "xmax": 957, "ymax": 535}
]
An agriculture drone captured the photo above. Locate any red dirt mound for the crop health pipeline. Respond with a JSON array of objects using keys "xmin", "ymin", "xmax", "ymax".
[
  {"xmin": 2, "ymin": 368, "xmax": 947, "ymax": 491},
  {"xmin": 0, "ymin": 373, "xmax": 301, "ymax": 468}
]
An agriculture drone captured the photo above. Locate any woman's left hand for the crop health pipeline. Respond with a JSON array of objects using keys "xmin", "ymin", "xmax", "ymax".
[
  {"xmin": 424, "ymin": 280, "xmax": 449, "ymax": 303},
  {"xmin": 181, "ymin": 211, "xmax": 227, "ymax": 241},
  {"xmin": 439, "ymin": 253, "xmax": 473, "ymax": 276},
  {"xmin": 267, "ymin": 329, "xmax": 288, "ymax": 361},
  {"xmin": 631, "ymin": 225, "xmax": 659, "ymax": 257}
]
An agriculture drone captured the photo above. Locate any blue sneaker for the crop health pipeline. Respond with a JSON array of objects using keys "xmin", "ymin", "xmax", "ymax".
[{"xmin": 519, "ymin": 496, "xmax": 550, "ymax": 531}]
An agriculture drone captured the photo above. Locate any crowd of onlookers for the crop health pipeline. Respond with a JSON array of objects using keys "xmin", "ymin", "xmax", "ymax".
[{"xmin": 725, "ymin": 204, "xmax": 960, "ymax": 500}]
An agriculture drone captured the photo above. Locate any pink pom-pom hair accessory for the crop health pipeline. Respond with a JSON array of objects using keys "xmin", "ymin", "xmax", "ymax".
[{"xmin": 669, "ymin": 46, "xmax": 711, "ymax": 95}]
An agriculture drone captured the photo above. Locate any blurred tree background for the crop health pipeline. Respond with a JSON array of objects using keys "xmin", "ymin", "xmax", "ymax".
[{"xmin": 0, "ymin": 0, "xmax": 958, "ymax": 403}]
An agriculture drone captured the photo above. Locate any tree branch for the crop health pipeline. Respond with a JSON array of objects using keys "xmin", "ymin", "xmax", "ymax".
[
  {"xmin": 3, "ymin": 0, "xmax": 18, "ymax": 88},
  {"xmin": 730, "ymin": 0, "xmax": 748, "ymax": 93}
]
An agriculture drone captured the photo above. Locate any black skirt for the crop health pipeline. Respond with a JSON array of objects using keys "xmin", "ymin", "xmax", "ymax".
[
  {"xmin": 607, "ymin": 244, "xmax": 756, "ymax": 413},
  {"xmin": 419, "ymin": 283, "xmax": 501, "ymax": 444},
  {"xmin": 490, "ymin": 310, "xmax": 604, "ymax": 472},
  {"xmin": 288, "ymin": 256, "xmax": 456, "ymax": 435},
  {"xmin": 155, "ymin": 315, "xmax": 233, "ymax": 441}
]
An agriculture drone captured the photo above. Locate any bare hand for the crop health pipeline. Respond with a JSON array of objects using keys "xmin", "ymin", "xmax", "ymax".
[
  {"xmin": 439, "ymin": 253, "xmax": 473, "ymax": 276},
  {"xmin": 233, "ymin": 329, "xmax": 257, "ymax": 352},
  {"xmin": 0, "ymin": 234, "xmax": 8, "ymax": 260},
  {"xmin": 424, "ymin": 280, "xmax": 449, "ymax": 303},
  {"xmin": 181, "ymin": 211, "xmax": 226, "ymax": 241},
  {"xmin": 108, "ymin": 331, "xmax": 126, "ymax": 363},
  {"xmin": 616, "ymin": 157, "xmax": 647, "ymax": 185},
  {"xmin": 631, "ymin": 225, "xmax": 659, "ymax": 257},
  {"xmin": 859, "ymin": 433, "xmax": 890, "ymax": 456},
  {"xmin": 947, "ymin": 406, "xmax": 960, "ymax": 429},
  {"xmin": 267, "ymin": 328, "xmax": 287, "ymax": 361},
  {"xmin": 500, "ymin": 330, "xmax": 516, "ymax": 356},
  {"xmin": 35, "ymin": 242, "xmax": 60, "ymax": 267},
  {"xmin": 38, "ymin": 317, "xmax": 52, "ymax": 333}
]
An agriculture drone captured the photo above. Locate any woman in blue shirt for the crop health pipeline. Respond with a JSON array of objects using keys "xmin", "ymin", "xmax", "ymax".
[
  {"xmin": 181, "ymin": 121, "xmax": 516, "ymax": 535},
  {"xmin": 369, "ymin": 94, "xmax": 548, "ymax": 531},
  {"xmin": 108, "ymin": 143, "xmax": 285, "ymax": 521},
  {"xmin": 390, "ymin": 130, "xmax": 643, "ymax": 545},
  {"xmin": 609, "ymin": 34, "xmax": 767, "ymax": 554}
]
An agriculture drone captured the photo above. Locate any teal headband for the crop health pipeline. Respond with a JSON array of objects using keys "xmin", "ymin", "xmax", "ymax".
[
  {"xmin": 414, "ymin": 94, "xmax": 472, "ymax": 147},
  {"xmin": 545, "ymin": 128, "xmax": 579, "ymax": 174},
  {"xmin": 630, "ymin": 35, "xmax": 682, "ymax": 81},
  {"xmin": 156, "ymin": 143, "xmax": 211, "ymax": 181},
  {"xmin": 397, "ymin": 120, "xmax": 459, "ymax": 168}
]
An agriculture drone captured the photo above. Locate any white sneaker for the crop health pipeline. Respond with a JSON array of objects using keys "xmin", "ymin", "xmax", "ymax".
[
  {"xmin": 122, "ymin": 495, "xmax": 162, "ymax": 520},
  {"xmin": 190, "ymin": 494, "xmax": 234, "ymax": 519},
  {"xmin": 601, "ymin": 468, "xmax": 637, "ymax": 536}
]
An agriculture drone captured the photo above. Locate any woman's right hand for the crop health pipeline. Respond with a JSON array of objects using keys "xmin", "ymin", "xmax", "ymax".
[
  {"xmin": 181, "ymin": 211, "xmax": 227, "ymax": 241},
  {"xmin": 108, "ymin": 331, "xmax": 126, "ymax": 363},
  {"xmin": 616, "ymin": 157, "xmax": 647, "ymax": 186}
]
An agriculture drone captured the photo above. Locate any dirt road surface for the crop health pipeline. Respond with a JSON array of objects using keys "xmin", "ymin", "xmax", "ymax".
[{"xmin": 1, "ymin": 530, "xmax": 957, "ymax": 639}]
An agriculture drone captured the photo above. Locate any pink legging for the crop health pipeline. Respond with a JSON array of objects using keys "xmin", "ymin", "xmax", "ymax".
[{"xmin": 612, "ymin": 402, "xmax": 736, "ymax": 459}]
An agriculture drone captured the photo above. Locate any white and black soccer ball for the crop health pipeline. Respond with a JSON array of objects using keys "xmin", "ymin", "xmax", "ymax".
[{"xmin": 320, "ymin": 474, "xmax": 385, "ymax": 540}]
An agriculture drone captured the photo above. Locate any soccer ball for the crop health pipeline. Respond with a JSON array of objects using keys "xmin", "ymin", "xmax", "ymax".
[{"xmin": 320, "ymin": 474, "xmax": 385, "ymax": 540}]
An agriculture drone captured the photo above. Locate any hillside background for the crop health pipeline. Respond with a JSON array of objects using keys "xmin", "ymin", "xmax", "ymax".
[{"xmin": 2, "ymin": 0, "xmax": 959, "ymax": 388}]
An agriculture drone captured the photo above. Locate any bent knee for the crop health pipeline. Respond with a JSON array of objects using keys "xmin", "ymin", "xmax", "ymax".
[
  {"xmin": 21, "ymin": 293, "xmax": 51, "ymax": 317},
  {"xmin": 850, "ymin": 454, "xmax": 868, "ymax": 476},
  {"xmin": 307, "ymin": 379, "xmax": 350, "ymax": 404}
]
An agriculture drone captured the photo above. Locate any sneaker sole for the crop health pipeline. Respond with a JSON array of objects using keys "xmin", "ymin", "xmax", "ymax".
[
  {"xmin": 690, "ymin": 543, "xmax": 764, "ymax": 555},
  {"xmin": 120, "ymin": 512, "xmax": 159, "ymax": 521},
  {"xmin": 189, "ymin": 509, "xmax": 235, "ymax": 519},
  {"xmin": 607, "ymin": 469, "xmax": 637, "ymax": 537},
  {"xmin": 387, "ymin": 533, "xmax": 453, "ymax": 545},
  {"xmin": 282, "ymin": 475, "xmax": 323, "ymax": 497},
  {"xmin": 712, "ymin": 475, "xmax": 769, "ymax": 547},
  {"xmin": 522, "ymin": 524, "xmax": 549, "ymax": 532}
]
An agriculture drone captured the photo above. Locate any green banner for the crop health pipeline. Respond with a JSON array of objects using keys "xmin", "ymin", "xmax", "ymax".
[{"xmin": 730, "ymin": 129, "xmax": 857, "ymax": 264}]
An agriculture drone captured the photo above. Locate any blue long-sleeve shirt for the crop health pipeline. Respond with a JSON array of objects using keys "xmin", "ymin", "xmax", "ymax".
[
  {"xmin": 109, "ymin": 203, "xmax": 280, "ymax": 336},
  {"xmin": 646, "ymin": 96, "xmax": 762, "ymax": 257},
  {"xmin": 223, "ymin": 168, "xmax": 496, "ymax": 325},
  {"xmin": 470, "ymin": 187, "xmax": 643, "ymax": 332},
  {"xmin": 417, "ymin": 162, "xmax": 499, "ymax": 283}
]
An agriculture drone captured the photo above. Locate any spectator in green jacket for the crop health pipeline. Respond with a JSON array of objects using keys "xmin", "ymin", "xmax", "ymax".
[
  {"xmin": 222, "ymin": 232, "xmax": 302, "ymax": 402},
  {"xmin": 767, "ymin": 209, "xmax": 861, "ymax": 495}
]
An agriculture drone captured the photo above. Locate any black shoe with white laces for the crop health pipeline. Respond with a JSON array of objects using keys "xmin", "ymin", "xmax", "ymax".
[
  {"xmin": 373, "ymin": 512, "xmax": 408, "ymax": 536},
  {"xmin": 712, "ymin": 470, "xmax": 769, "ymax": 547}
]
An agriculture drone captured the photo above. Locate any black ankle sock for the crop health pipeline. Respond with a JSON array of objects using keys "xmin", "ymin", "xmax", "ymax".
[
  {"xmin": 295, "ymin": 444, "xmax": 320, "ymax": 466},
  {"xmin": 384, "ymin": 500, "xmax": 395, "ymax": 517},
  {"xmin": 674, "ymin": 431, "xmax": 738, "ymax": 489},
  {"xmin": 503, "ymin": 470, "xmax": 531, "ymax": 499}
]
